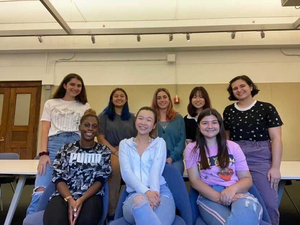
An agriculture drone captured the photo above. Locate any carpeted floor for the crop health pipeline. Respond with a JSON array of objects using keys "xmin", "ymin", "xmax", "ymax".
[{"xmin": 0, "ymin": 181, "xmax": 299, "ymax": 225}]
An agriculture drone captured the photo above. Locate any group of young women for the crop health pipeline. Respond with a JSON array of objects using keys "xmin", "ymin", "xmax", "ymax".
[{"xmin": 25, "ymin": 73, "xmax": 283, "ymax": 225}]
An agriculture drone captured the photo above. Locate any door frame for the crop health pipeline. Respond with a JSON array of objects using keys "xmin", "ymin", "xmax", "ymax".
[{"xmin": 0, "ymin": 81, "xmax": 42, "ymax": 158}]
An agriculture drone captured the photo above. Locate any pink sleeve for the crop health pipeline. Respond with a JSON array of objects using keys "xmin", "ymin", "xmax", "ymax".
[
  {"xmin": 184, "ymin": 142, "xmax": 199, "ymax": 169},
  {"xmin": 229, "ymin": 141, "xmax": 249, "ymax": 171}
]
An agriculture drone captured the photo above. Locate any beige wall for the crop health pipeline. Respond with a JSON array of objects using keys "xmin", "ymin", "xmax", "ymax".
[
  {"xmin": 39, "ymin": 82, "xmax": 299, "ymax": 161},
  {"xmin": 2, "ymin": 50, "xmax": 298, "ymax": 160}
]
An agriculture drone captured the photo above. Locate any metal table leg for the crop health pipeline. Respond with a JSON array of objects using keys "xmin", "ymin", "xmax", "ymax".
[
  {"xmin": 284, "ymin": 185, "xmax": 300, "ymax": 215},
  {"xmin": 277, "ymin": 180, "xmax": 286, "ymax": 207},
  {"xmin": 4, "ymin": 175, "xmax": 27, "ymax": 225}
]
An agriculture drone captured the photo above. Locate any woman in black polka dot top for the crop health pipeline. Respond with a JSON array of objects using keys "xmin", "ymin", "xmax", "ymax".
[{"xmin": 223, "ymin": 75, "xmax": 283, "ymax": 225}]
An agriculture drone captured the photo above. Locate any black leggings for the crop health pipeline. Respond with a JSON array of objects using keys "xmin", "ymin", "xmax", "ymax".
[{"xmin": 43, "ymin": 195, "xmax": 103, "ymax": 225}]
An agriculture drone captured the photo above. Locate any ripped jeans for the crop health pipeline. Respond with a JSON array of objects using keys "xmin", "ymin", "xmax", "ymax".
[
  {"xmin": 26, "ymin": 132, "xmax": 80, "ymax": 215},
  {"xmin": 197, "ymin": 185, "xmax": 263, "ymax": 225},
  {"xmin": 123, "ymin": 184, "xmax": 175, "ymax": 225}
]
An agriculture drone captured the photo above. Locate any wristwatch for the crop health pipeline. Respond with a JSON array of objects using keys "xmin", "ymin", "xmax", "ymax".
[{"xmin": 64, "ymin": 196, "xmax": 72, "ymax": 202}]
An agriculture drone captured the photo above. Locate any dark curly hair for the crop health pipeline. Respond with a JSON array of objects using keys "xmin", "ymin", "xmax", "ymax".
[
  {"xmin": 227, "ymin": 75, "xmax": 260, "ymax": 101},
  {"xmin": 80, "ymin": 109, "xmax": 99, "ymax": 125}
]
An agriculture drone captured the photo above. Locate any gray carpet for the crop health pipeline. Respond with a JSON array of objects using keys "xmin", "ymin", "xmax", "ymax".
[{"xmin": 0, "ymin": 181, "xmax": 299, "ymax": 225}]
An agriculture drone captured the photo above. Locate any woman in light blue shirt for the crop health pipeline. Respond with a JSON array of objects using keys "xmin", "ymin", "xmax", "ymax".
[{"xmin": 119, "ymin": 106, "xmax": 175, "ymax": 225}]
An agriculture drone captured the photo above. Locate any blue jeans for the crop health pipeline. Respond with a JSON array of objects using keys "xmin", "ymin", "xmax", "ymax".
[
  {"xmin": 197, "ymin": 186, "xmax": 263, "ymax": 225},
  {"xmin": 26, "ymin": 132, "xmax": 80, "ymax": 215},
  {"xmin": 123, "ymin": 184, "xmax": 175, "ymax": 225},
  {"xmin": 167, "ymin": 159, "xmax": 184, "ymax": 175}
]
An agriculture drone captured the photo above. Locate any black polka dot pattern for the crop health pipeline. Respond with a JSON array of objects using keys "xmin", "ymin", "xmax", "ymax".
[{"xmin": 223, "ymin": 101, "xmax": 283, "ymax": 141}]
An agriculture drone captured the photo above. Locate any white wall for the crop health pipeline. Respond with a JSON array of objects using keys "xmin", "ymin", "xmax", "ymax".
[{"xmin": 1, "ymin": 48, "xmax": 300, "ymax": 85}]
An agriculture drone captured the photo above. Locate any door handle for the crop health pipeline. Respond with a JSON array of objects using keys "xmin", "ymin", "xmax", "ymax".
[{"xmin": 0, "ymin": 137, "xmax": 4, "ymax": 142}]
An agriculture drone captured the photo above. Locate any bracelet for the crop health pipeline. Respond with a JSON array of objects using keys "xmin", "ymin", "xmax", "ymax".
[
  {"xmin": 64, "ymin": 195, "xmax": 73, "ymax": 202},
  {"xmin": 38, "ymin": 151, "xmax": 50, "ymax": 157}
]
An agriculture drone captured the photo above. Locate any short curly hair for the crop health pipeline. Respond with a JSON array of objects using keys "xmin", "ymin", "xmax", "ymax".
[
  {"xmin": 80, "ymin": 109, "xmax": 99, "ymax": 125},
  {"xmin": 227, "ymin": 75, "xmax": 260, "ymax": 101}
]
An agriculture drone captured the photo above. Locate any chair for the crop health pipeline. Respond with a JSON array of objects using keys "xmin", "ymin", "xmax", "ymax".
[
  {"xmin": 0, "ymin": 153, "xmax": 20, "ymax": 211},
  {"xmin": 23, "ymin": 181, "xmax": 109, "ymax": 225},
  {"xmin": 110, "ymin": 164, "xmax": 193, "ymax": 225},
  {"xmin": 189, "ymin": 185, "xmax": 272, "ymax": 225}
]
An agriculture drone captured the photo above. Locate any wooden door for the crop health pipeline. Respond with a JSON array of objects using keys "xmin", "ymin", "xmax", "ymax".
[
  {"xmin": 0, "ymin": 82, "xmax": 41, "ymax": 159},
  {"xmin": 0, "ymin": 88, "xmax": 10, "ymax": 153}
]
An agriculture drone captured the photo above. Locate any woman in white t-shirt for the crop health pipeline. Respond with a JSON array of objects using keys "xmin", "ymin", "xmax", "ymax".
[{"xmin": 26, "ymin": 73, "xmax": 90, "ymax": 215}]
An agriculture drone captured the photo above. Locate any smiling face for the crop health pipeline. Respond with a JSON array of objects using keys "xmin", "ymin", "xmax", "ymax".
[
  {"xmin": 135, "ymin": 109, "xmax": 156, "ymax": 136},
  {"xmin": 198, "ymin": 115, "xmax": 220, "ymax": 140},
  {"xmin": 63, "ymin": 78, "xmax": 82, "ymax": 99},
  {"xmin": 79, "ymin": 116, "xmax": 99, "ymax": 142},
  {"xmin": 112, "ymin": 90, "xmax": 127, "ymax": 108},
  {"xmin": 231, "ymin": 79, "xmax": 253, "ymax": 101},
  {"xmin": 156, "ymin": 91, "xmax": 170, "ymax": 111},
  {"xmin": 191, "ymin": 91, "xmax": 205, "ymax": 110}
]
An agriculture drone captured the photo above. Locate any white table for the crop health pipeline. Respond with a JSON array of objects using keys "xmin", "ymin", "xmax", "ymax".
[
  {"xmin": 0, "ymin": 160, "xmax": 38, "ymax": 225},
  {"xmin": 278, "ymin": 161, "xmax": 300, "ymax": 210},
  {"xmin": 280, "ymin": 161, "xmax": 300, "ymax": 180}
]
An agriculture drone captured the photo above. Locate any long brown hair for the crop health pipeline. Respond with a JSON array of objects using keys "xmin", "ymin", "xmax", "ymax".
[
  {"xmin": 103, "ymin": 88, "xmax": 131, "ymax": 121},
  {"xmin": 193, "ymin": 108, "xmax": 229, "ymax": 170},
  {"xmin": 151, "ymin": 88, "xmax": 177, "ymax": 121},
  {"xmin": 53, "ymin": 73, "xmax": 87, "ymax": 104}
]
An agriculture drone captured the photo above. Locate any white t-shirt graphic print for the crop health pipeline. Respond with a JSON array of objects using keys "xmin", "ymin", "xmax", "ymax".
[{"xmin": 41, "ymin": 99, "xmax": 90, "ymax": 137}]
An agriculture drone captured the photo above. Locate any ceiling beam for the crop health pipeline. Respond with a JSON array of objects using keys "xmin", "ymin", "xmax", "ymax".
[
  {"xmin": 72, "ymin": 23, "xmax": 296, "ymax": 35},
  {"xmin": 0, "ymin": 22, "xmax": 297, "ymax": 37},
  {"xmin": 0, "ymin": 29, "xmax": 67, "ymax": 37},
  {"xmin": 293, "ymin": 17, "xmax": 300, "ymax": 29},
  {"xmin": 0, "ymin": 0, "xmax": 37, "ymax": 2},
  {"xmin": 39, "ymin": 0, "xmax": 71, "ymax": 34}
]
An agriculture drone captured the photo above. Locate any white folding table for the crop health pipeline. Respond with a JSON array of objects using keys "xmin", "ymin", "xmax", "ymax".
[
  {"xmin": 0, "ymin": 160, "xmax": 38, "ymax": 225},
  {"xmin": 278, "ymin": 161, "xmax": 300, "ymax": 212}
]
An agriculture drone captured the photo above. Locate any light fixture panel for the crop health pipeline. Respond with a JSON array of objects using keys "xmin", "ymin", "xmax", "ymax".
[
  {"xmin": 186, "ymin": 33, "xmax": 190, "ymax": 42},
  {"xmin": 169, "ymin": 34, "xmax": 173, "ymax": 42}
]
